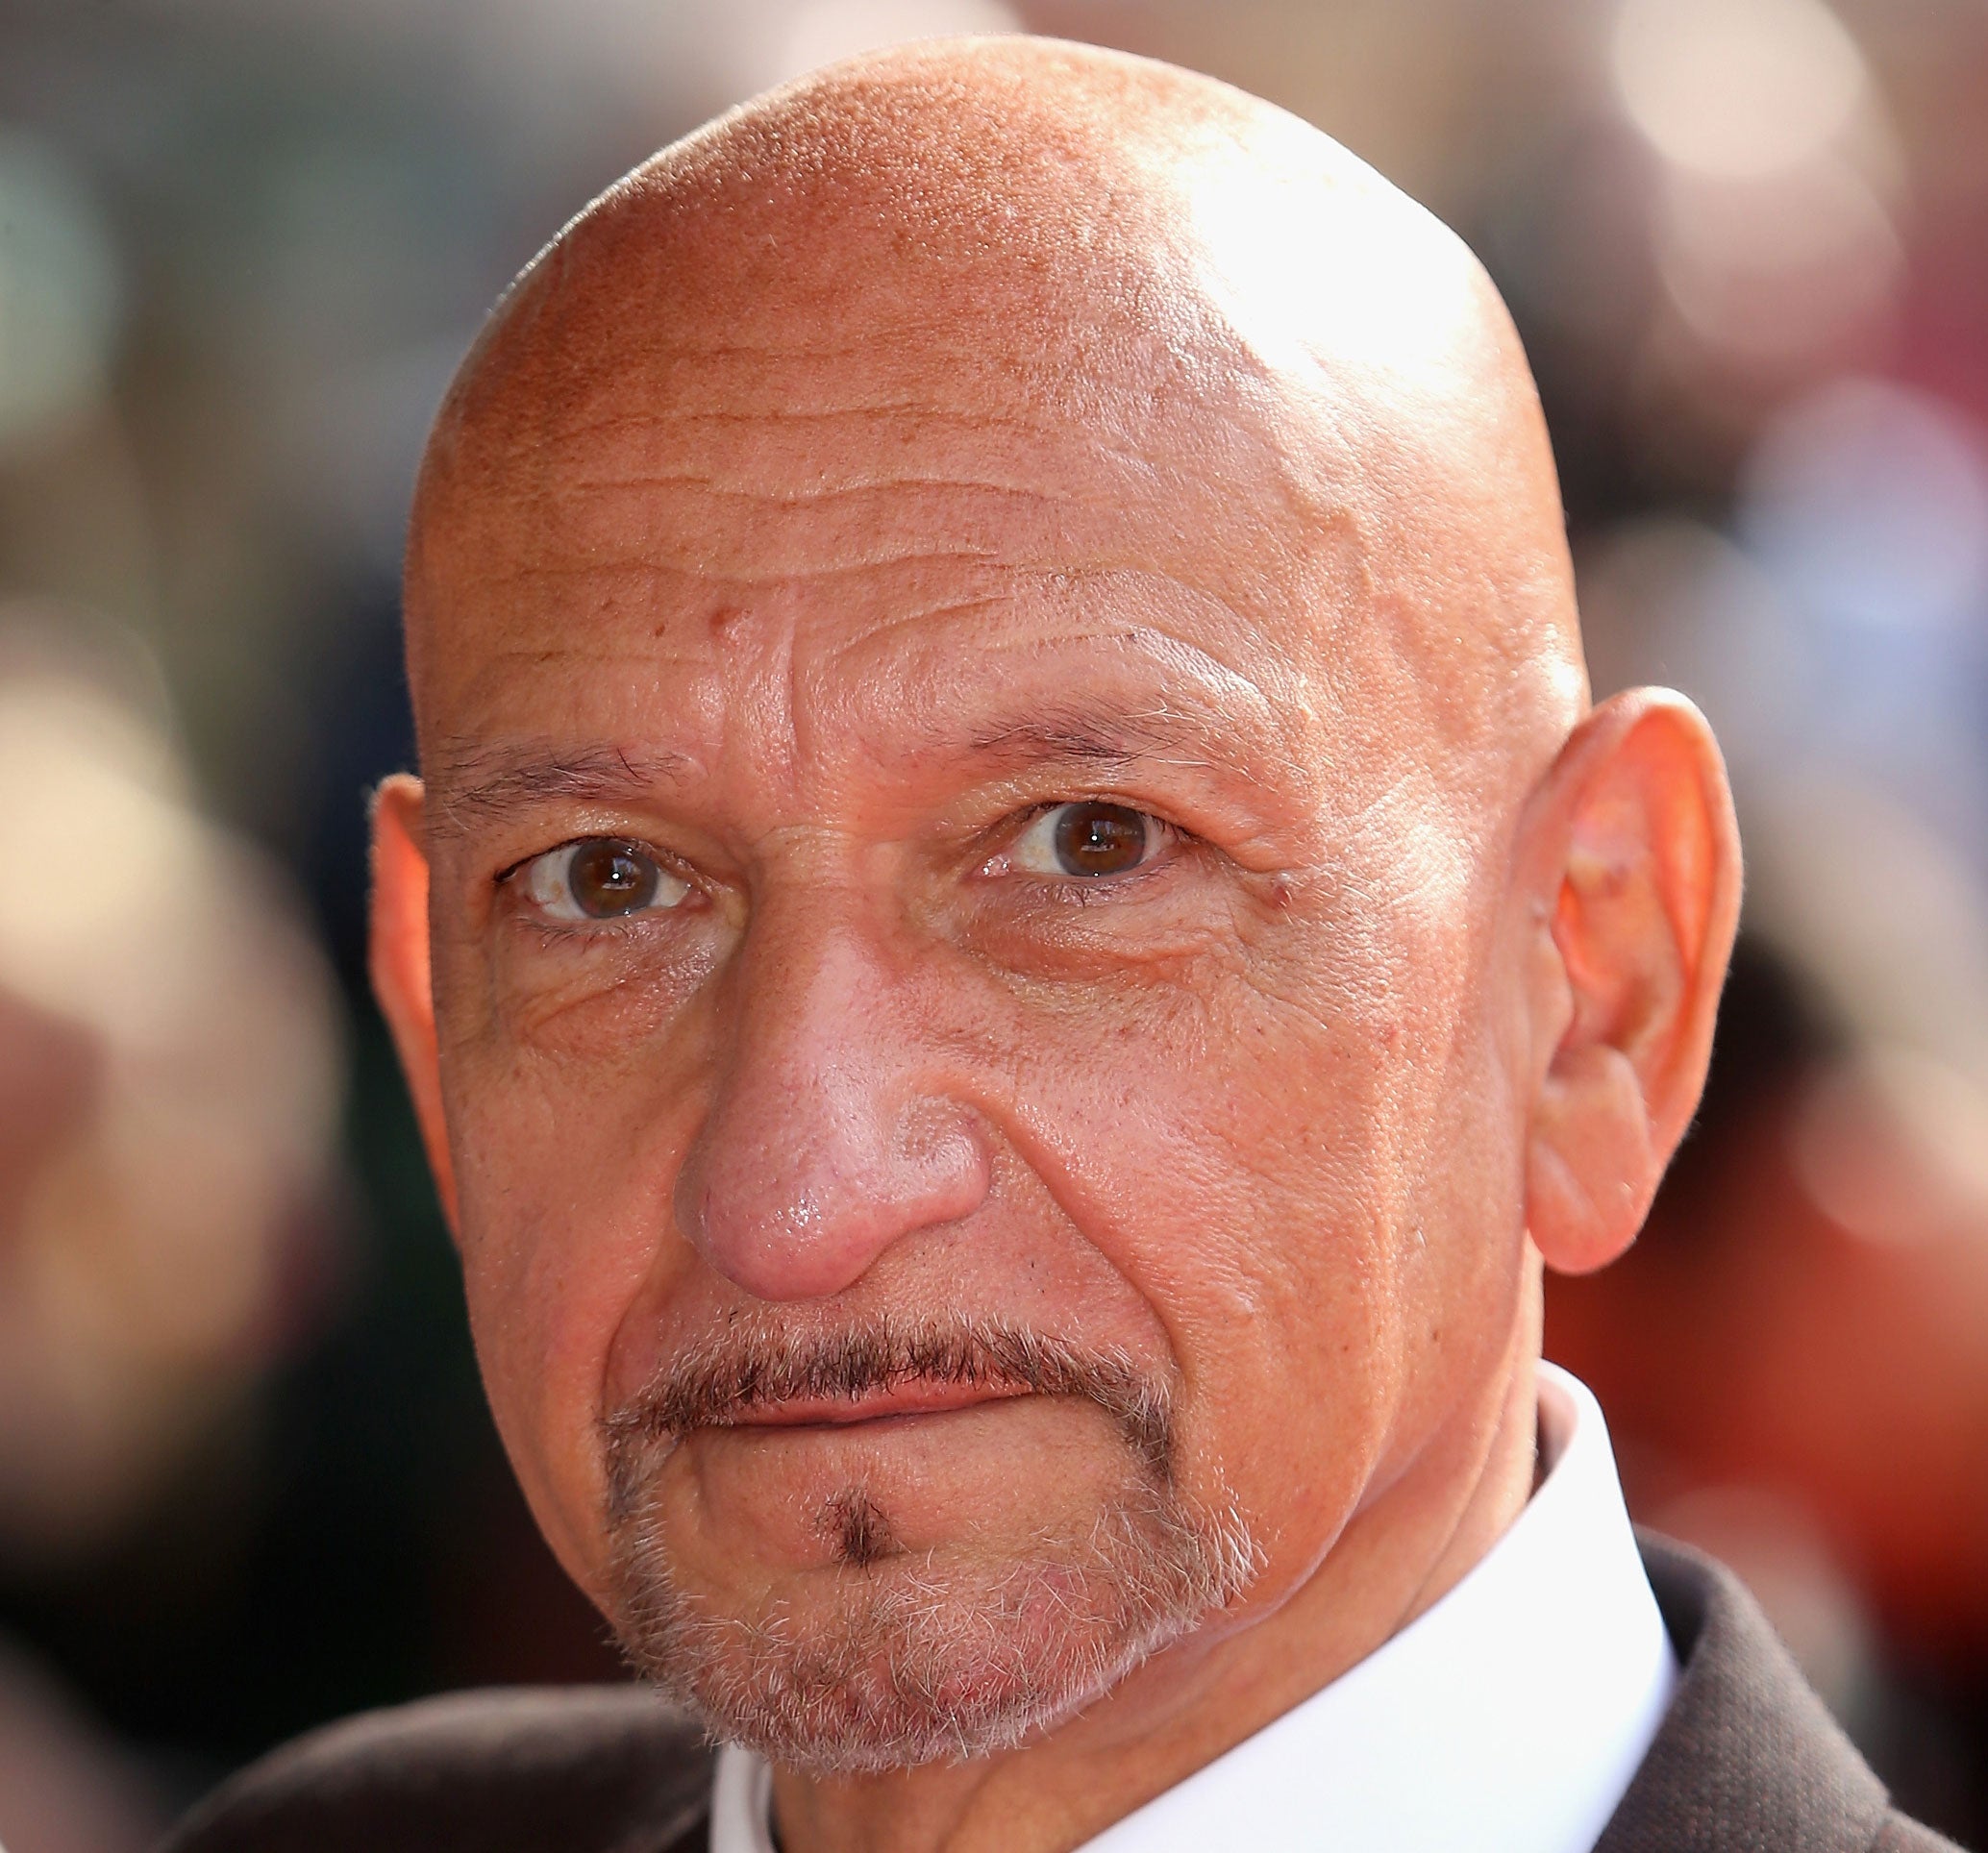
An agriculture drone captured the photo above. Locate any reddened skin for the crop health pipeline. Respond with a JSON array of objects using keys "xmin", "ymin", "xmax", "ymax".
[
  {"xmin": 370, "ymin": 772, "xmax": 459, "ymax": 1234},
  {"xmin": 1517, "ymin": 688, "xmax": 1741, "ymax": 1277}
]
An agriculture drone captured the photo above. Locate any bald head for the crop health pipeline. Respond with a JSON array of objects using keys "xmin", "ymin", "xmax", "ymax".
[{"xmin": 410, "ymin": 36, "xmax": 1583, "ymax": 823}]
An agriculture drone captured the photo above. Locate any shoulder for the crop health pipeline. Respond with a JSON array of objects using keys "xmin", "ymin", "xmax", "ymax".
[
  {"xmin": 161, "ymin": 1685, "xmax": 713, "ymax": 1853},
  {"xmin": 1599, "ymin": 1536, "xmax": 1966, "ymax": 1853}
]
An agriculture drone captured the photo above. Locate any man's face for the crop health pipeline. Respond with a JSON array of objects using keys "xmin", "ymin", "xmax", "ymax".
[{"xmin": 406, "ymin": 271, "xmax": 1535, "ymax": 1767}]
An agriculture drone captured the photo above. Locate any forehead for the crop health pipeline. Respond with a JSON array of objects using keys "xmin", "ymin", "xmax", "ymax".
[{"xmin": 409, "ymin": 228, "xmax": 1389, "ymax": 773}]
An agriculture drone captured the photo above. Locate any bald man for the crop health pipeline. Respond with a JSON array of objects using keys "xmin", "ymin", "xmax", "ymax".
[{"xmin": 166, "ymin": 37, "xmax": 1953, "ymax": 1853}]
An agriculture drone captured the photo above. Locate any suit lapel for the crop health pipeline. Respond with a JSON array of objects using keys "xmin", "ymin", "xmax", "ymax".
[{"xmin": 1593, "ymin": 1535, "xmax": 1890, "ymax": 1853}]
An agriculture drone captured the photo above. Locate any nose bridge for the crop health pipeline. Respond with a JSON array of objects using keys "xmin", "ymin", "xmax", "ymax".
[{"xmin": 678, "ymin": 885, "xmax": 989, "ymax": 1300}]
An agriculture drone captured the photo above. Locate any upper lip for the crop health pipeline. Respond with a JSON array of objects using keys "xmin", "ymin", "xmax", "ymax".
[{"xmin": 715, "ymin": 1381, "xmax": 1033, "ymax": 1428}]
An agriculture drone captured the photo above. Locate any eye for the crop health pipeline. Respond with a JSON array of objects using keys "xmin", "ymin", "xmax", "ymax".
[
  {"xmin": 1011, "ymin": 802, "xmax": 1162, "ymax": 878},
  {"xmin": 519, "ymin": 838, "xmax": 690, "ymax": 922}
]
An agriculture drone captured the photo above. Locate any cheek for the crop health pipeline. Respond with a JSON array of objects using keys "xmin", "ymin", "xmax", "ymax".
[
  {"xmin": 997, "ymin": 946, "xmax": 1413, "ymax": 1577},
  {"xmin": 442, "ymin": 1025, "xmax": 708, "ymax": 1598}
]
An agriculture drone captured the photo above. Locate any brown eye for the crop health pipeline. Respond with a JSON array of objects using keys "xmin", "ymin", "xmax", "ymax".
[
  {"xmin": 569, "ymin": 840, "xmax": 659, "ymax": 915},
  {"xmin": 1013, "ymin": 802, "xmax": 1157, "ymax": 878},
  {"xmin": 522, "ymin": 838, "xmax": 688, "ymax": 921}
]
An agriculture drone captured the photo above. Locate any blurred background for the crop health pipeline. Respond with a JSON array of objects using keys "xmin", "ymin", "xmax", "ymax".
[{"xmin": 0, "ymin": 0, "xmax": 1983, "ymax": 1846}]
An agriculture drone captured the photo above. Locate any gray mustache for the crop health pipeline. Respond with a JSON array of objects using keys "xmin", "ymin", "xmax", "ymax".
[{"xmin": 603, "ymin": 1315, "xmax": 1176, "ymax": 1497}]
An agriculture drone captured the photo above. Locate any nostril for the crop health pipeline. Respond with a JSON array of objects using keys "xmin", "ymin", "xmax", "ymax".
[{"xmin": 893, "ymin": 1107, "xmax": 992, "ymax": 1216}]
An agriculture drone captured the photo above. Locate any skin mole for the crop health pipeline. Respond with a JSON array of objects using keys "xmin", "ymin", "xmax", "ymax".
[{"xmin": 825, "ymin": 1488, "xmax": 899, "ymax": 1569}]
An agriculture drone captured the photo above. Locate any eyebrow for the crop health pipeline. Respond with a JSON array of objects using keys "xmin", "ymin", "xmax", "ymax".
[
  {"xmin": 425, "ymin": 741, "xmax": 696, "ymax": 839},
  {"xmin": 423, "ymin": 689, "xmax": 1297, "ymax": 844},
  {"xmin": 955, "ymin": 679, "xmax": 1305, "ymax": 795},
  {"xmin": 960, "ymin": 704, "xmax": 1227, "ymax": 776}
]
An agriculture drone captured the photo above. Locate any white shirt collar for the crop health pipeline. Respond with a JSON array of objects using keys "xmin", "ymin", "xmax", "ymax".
[{"xmin": 709, "ymin": 1365, "xmax": 1675, "ymax": 1853}]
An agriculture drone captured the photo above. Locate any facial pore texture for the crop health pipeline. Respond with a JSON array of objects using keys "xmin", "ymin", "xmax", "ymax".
[{"xmin": 398, "ymin": 35, "xmax": 1592, "ymax": 1776}]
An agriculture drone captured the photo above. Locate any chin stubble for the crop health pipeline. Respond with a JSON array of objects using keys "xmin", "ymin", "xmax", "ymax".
[{"xmin": 599, "ymin": 1314, "xmax": 1263, "ymax": 1775}]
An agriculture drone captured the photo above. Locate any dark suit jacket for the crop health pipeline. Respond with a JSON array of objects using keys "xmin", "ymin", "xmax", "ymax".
[{"xmin": 162, "ymin": 1537, "xmax": 1965, "ymax": 1852}]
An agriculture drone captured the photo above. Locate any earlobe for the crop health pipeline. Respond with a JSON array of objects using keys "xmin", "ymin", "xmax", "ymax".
[
  {"xmin": 1520, "ymin": 690, "xmax": 1741, "ymax": 1276},
  {"xmin": 369, "ymin": 773, "xmax": 460, "ymax": 1233}
]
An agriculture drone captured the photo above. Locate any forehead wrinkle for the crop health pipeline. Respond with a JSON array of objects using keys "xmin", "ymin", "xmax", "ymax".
[
  {"xmin": 407, "ymin": 37, "xmax": 1584, "ymax": 822},
  {"xmin": 521, "ymin": 386, "xmax": 1189, "ymax": 485},
  {"xmin": 798, "ymin": 575, "xmax": 1329, "ymax": 742},
  {"xmin": 457, "ymin": 477, "xmax": 1250, "ymax": 597},
  {"xmin": 461, "ymin": 549, "xmax": 1010, "ymax": 591},
  {"xmin": 557, "ymin": 408, "xmax": 1164, "ymax": 463},
  {"xmin": 826, "ymin": 617, "xmax": 1318, "ymax": 803},
  {"xmin": 816, "ymin": 581, "xmax": 1263, "ymax": 678},
  {"xmin": 489, "ymin": 408, "xmax": 1283, "ymax": 594},
  {"xmin": 536, "ymin": 406, "xmax": 1056, "ymax": 461},
  {"xmin": 547, "ymin": 474, "xmax": 1118, "ymax": 512},
  {"xmin": 517, "ymin": 409, "xmax": 1182, "ymax": 511},
  {"xmin": 430, "ymin": 531, "xmax": 1333, "ymax": 662},
  {"xmin": 429, "ymin": 547, "xmax": 1350, "ymax": 796},
  {"xmin": 512, "ymin": 374, "xmax": 1275, "ymax": 511}
]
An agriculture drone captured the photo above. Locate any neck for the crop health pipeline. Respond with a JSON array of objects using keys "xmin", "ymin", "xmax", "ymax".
[{"xmin": 770, "ymin": 1310, "xmax": 1544, "ymax": 1853}]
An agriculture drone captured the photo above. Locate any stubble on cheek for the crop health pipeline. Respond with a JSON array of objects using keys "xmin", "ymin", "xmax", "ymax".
[{"xmin": 595, "ymin": 1313, "xmax": 1264, "ymax": 1774}]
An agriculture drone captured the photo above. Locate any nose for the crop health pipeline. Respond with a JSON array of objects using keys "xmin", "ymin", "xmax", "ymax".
[{"xmin": 675, "ymin": 916, "xmax": 991, "ymax": 1300}]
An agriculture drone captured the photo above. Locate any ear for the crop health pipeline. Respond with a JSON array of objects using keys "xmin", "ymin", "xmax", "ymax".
[
  {"xmin": 1519, "ymin": 689, "xmax": 1741, "ymax": 1275},
  {"xmin": 369, "ymin": 774, "xmax": 460, "ymax": 1234}
]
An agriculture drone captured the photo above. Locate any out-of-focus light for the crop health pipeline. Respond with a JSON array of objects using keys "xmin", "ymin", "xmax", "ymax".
[
  {"xmin": 1794, "ymin": 1044, "xmax": 1988, "ymax": 1248},
  {"xmin": 775, "ymin": 0, "xmax": 1021, "ymax": 86},
  {"xmin": 1746, "ymin": 777, "xmax": 1988, "ymax": 1088},
  {"xmin": 0, "ymin": 638, "xmax": 345, "ymax": 1558},
  {"xmin": 1611, "ymin": 0, "xmax": 1869, "ymax": 181},
  {"xmin": 1575, "ymin": 517, "xmax": 1807, "ymax": 769},
  {"xmin": 1655, "ymin": 158, "xmax": 1901, "ymax": 367},
  {"xmin": 1741, "ymin": 379, "xmax": 1988, "ymax": 633},
  {"xmin": 0, "ymin": 679, "xmax": 193, "ymax": 1030},
  {"xmin": 0, "ymin": 134, "xmax": 123, "ymax": 457},
  {"xmin": 1603, "ymin": 0, "xmax": 1905, "ymax": 408}
]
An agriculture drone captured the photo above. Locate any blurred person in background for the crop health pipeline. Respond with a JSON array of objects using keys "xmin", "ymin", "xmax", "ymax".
[{"xmin": 0, "ymin": 614, "xmax": 345, "ymax": 1853}]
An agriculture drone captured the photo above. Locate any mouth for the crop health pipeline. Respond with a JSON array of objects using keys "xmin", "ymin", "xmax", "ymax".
[
  {"xmin": 605, "ymin": 1317, "xmax": 1178, "ymax": 1486},
  {"xmin": 711, "ymin": 1381, "xmax": 1036, "ymax": 1430}
]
